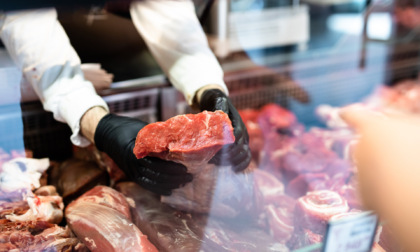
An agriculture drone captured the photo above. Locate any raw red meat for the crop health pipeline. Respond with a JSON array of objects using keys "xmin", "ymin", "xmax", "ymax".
[
  {"xmin": 116, "ymin": 182, "xmax": 286, "ymax": 252},
  {"xmin": 0, "ymin": 219, "xmax": 87, "ymax": 251},
  {"xmin": 66, "ymin": 186, "xmax": 157, "ymax": 252},
  {"xmin": 294, "ymin": 190, "xmax": 349, "ymax": 234},
  {"xmin": 257, "ymin": 104, "xmax": 296, "ymax": 136},
  {"xmin": 133, "ymin": 111, "xmax": 257, "ymax": 217},
  {"xmin": 239, "ymin": 109, "xmax": 264, "ymax": 162},
  {"xmin": 265, "ymin": 204, "xmax": 294, "ymax": 243},
  {"xmin": 286, "ymin": 173, "xmax": 330, "ymax": 199},
  {"xmin": 134, "ymin": 110, "xmax": 234, "ymax": 162}
]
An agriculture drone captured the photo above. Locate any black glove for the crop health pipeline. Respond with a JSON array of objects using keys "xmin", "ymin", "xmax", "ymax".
[
  {"xmin": 94, "ymin": 114, "xmax": 192, "ymax": 196},
  {"xmin": 199, "ymin": 89, "xmax": 251, "ymax": 172}
]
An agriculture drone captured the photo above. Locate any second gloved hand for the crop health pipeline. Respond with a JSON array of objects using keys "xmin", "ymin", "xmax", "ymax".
[
  {"xmin": 199, "ymin": 89, "xmax": 251, "ymax": 172},
  {"xmin": 94, "ymin": 114, "xmax": 192, "ymax": 195}
]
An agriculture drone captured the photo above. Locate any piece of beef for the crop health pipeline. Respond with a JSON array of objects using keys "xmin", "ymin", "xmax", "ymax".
[
  {"xmin": 286, "ymin": 173, "xmax": 330, "ymax": 199},
  {"xmin": 0, "ymin": 219, "xmax": 87, "ymax": 252},
  {"xmin": 49, "ymin": 159, "xmax": 109, "ymax": 205},
  {"xmin": 133, "ymin": 111, "xmax": 256, "ymax": 217},
  {"xmin": 239, "ymin": 109, "xmax": 264, "ymax": 163},
  {"xmin": 294, "ymin": 190, "xmax": 349, "ymax": 234},
  {"xmin": 116, "ymin": 181, "xmax": 286, "ymax": 252},
  {"xmin": 257, "ymin": 104, "xmax": 296, "ymax": 136},
  {"xmin": 66, "ymin": 186, "xmax": 157, "ymax": 252},
  {"xmin": 134, "ymin": 111, "xmax": 234, "ymax": 162}
]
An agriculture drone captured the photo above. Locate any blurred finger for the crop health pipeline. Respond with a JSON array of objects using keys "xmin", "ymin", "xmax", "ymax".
[{"xmin": 137, "ymin": 177, "xmax": 172, "ymax": 196}]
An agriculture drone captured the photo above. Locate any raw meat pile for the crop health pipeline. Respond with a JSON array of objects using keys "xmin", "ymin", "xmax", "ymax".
[
  {"xmin": 0, "ymin": 149, "xmax": 87, "ymax": 251},
  {"xmin": 134, "ymin": 110, "xmax": 257, "ymax": 218}
]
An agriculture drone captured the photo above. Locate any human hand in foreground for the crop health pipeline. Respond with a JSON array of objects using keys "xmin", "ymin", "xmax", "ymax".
[
  {"xmin": 197, "ymin": 87, "xmax": 251, "ymax": 172},
  {"xmin": 341, "ymin": 105, "xmax": 420, "ymax": 251},
  {"xmin": 94, "ymin": 113, "xmax": 192, "ymax": 195}
]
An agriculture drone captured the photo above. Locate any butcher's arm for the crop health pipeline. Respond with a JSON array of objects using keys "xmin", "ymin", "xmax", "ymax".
[
  {"xmin": 129, "ymin": 0, "xmax": 228, "ymax": 105},
  {"xmin": 340, "ymin": 106, "xmax": 420, "ymax": 251},
  {"xmin": 0, "ymin": 9, "xmax": 109, "ymax": 147}
]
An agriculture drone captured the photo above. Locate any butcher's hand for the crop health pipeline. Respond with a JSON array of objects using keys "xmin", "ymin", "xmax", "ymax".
[
  {"xmin": 198, "ymin": 88, "xmax": 251, "ymax": 172},
  {"xmin": 94, "ymin": 114, "xmax": 192, "ymax": 196}
]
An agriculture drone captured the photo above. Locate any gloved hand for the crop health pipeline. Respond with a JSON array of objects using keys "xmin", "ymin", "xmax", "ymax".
[
  {"xmin": 199, "ymin": 89, "xmax": 251, "ymax": 172},
  {"xmin": 94, "ymin": 114, "xmax": 192, "ymax": 195}
]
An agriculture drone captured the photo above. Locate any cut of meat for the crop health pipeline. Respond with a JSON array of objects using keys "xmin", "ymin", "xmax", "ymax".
[
  {"xmin": 134, "ymin": 110, "xmax": 234, "ymax": 162},
  {"xmin": 134, "ymin": 111, "xmax": 256, "ymax": 217},
  {"xmin": 286, "ymin": 173, "xmax": 330, "ymax": 199},
  {"xmin": 49, "ymin": 159, "xmax": 109, "ymax": 205},
  {"xmin": 0, "ymin": 219, "xmax": 87, "ymax": 252},
  {"xmin": 71, "ymin": 185, "xmax": 132, "ymax": 220},
  {"xmin": 116, "ymin": 181, "xmax": 286, "ymax": 252},
  {"xmin": 265, "ymin": 204, "xmax": 294, "ymax": 243},
  {"xmin": 239, "ymin": 109, "xmax": 264, "ymax": 163},
  {"xmin": 257, "ymin": 104, "xmax": 296, "ymax": 136},
  {"xmin": 0, "ymin": 200, "xmax": 29, "ymax": 219},
  {"xmin": 338, "ymin": 185, "xmax": 362, "ymax": 210},
  {"xmin": 294, "ymin": 190, "xmax": 349, "ymax": 234},
  {"xmin": 66, "ymin": 186, "xmax": 157, "ymax": 252}
]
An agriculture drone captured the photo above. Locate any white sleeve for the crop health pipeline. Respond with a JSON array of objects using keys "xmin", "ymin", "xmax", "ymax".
[
  {"xmin": 130, "ymin": 0, "xmax": 228, "ymax": 105},
  {"xmin": 0, "ymin": 9, "xmax": 109, "ymax": 147}
]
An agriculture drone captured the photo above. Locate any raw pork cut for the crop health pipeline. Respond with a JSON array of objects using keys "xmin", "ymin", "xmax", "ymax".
[
  {"xmin": 116, "ymin": 182, "xmax": 287, "ymax": 252},
  {"xmin": 66, "ymin": 186, "xmax": 157, "ymax": 252},
  {"xmin": 0, "ymin": 219, "xmax": 87, "ymax": 251},
  {"xmin": 294, "ymin": 190, "xmax": 349, "ymax": 234},
  {"xmin": 134, "ymin": 111, "xmax": 256, "ymax": 217}
]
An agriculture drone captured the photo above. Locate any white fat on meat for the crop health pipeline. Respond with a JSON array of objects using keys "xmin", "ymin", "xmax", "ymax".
[
  {"xmin": 0, "ymin": 157, "xmax": 49, "ymax": 193},
  {"xmin": 6, "ymin": 191, "xmax": 64, "ymax": 224}
]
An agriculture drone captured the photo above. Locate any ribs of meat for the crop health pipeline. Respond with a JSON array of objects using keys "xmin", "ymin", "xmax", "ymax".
[
  {"xmin": 66, "ymin": 186, "xmax": 157, "ymax": 252},
  {"xmin": 133, "ymin": 111, "xmax": 257, "ymax": 217}
]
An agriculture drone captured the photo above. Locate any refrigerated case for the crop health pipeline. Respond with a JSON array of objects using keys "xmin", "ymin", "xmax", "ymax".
[{"xmin": 1, "ymin": 0, "xmax": 419, "ymax": 251}]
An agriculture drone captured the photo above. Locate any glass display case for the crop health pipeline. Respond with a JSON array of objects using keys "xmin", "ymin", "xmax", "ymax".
[{"xmin": 1, "ymin": 0, "xmax": 418, "ymax": 251}]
